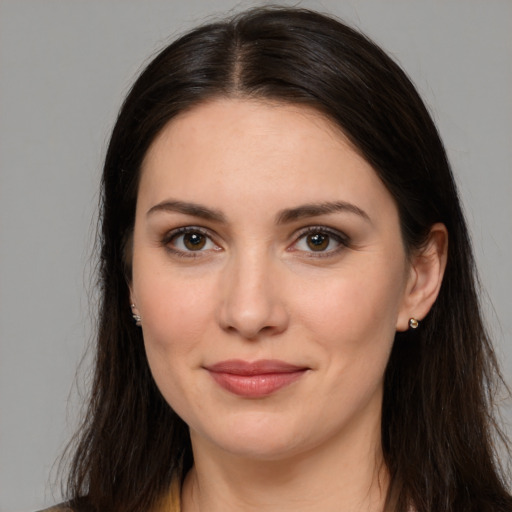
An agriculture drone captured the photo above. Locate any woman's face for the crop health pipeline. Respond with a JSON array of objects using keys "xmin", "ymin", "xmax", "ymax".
[{"xmin": 130, "ymin": 99, "xmax": 414, "ymax": 461}]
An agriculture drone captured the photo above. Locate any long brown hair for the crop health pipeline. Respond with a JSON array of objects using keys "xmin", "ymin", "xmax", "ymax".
[{"xmin": 63, "ymin": 7, "xmax": 511, "ymax": 511}]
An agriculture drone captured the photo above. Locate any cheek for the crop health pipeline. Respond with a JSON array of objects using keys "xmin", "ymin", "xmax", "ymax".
[
  {"xmin": 306, "ymin": 273, "xmax": 402, "ymax": 319},
  {"xmin": 294, "ymin": 260, "xmax": 405, "ymax": 359},
  {"xmin": 136, "ymin": 273, "xmax": 217, "ymax": 415},
  {"xmin": 138, "ymin": 273, "xmax": 215, "ymax": 353}
]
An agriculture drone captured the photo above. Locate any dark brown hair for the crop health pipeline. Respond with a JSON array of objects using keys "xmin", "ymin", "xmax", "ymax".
[{"xmin": 64, "ymin": 7, "xmax": 511, "ymax": 512}]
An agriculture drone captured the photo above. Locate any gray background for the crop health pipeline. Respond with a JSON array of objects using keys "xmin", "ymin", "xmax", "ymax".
[{"xmin": 1, "ymin": 1, "xmax": 510, "ymax": 510}]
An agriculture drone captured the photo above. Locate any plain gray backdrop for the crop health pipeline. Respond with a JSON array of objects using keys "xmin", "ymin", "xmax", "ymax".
[{"xmin": 1, "ymin": 1, "xmax": 511, "ymax": 510}]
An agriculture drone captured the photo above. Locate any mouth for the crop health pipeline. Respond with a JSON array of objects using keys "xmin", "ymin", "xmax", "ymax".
[{"xmin": 204, "ymin": 359, "xmax": 309, "ymax": 398}]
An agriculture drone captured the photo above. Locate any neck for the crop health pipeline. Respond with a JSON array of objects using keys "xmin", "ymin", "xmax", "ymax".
[{"xmin": 181, "ymin": 417, "xmax": 388, "ymax": 512}]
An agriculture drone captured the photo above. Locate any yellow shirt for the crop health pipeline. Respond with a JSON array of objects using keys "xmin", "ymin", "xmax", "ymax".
[{"xmin": 156, "ymin": 476, "xmax": 181, "ymax": 512}]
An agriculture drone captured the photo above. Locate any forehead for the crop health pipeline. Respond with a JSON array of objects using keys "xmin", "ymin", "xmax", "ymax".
[
  {"xmin": 138, "ymin": 98, "xmax": 395, "ymax": 220},
  {"xmin": 142, "ymin": 98, "xmax": 348, "ymax": 169}
]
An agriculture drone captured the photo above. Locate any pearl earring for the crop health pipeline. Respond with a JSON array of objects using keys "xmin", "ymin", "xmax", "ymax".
[{"xmin": 131, "ymin": 303, "xmax": 142, "ymax": 326}]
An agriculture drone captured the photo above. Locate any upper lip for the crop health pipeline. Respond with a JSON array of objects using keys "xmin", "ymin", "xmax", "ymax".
[{"xmin": 205, "ymin": 359, "xmax": 307, "ymax": 375}]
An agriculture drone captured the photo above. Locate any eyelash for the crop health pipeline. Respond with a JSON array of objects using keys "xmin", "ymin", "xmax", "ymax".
[{"xmin": 160, "ymin": 225, "xmax": 350, "ymax": 258}]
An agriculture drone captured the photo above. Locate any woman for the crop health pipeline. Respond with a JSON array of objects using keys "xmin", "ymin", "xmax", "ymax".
[{"xmin": 52, "ymin": 6, "xmax": 511, "ymax": 512}]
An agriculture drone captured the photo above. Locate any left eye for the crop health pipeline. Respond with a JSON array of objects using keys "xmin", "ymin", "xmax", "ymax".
[{"xmin": 293, "ymin": 230, "xmax": 346, "ymax": 253}]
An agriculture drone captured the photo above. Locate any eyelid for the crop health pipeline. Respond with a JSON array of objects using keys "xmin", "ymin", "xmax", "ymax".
[{"xmin": 161, "ymin": 225, "xmax": 211, "ymax": 243}]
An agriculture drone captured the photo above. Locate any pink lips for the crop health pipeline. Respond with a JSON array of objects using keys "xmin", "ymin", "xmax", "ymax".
[{"xmin": 205, "ymin": 359, "xmax": 307, "ymax": 398}]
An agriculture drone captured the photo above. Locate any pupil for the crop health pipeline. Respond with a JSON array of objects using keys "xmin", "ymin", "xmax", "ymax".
[
  {"xmin": 184, "ymin": 233, "xmax": 206, "ymax": 250},
  {"xmin": 307, "ymin": 233, "xmax": 328, "ymax": 251}
]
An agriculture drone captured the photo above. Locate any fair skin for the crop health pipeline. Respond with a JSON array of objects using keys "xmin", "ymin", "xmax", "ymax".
[{"xmin": 130, "ymin": 99, "xmax": 447, "ymax": 512}]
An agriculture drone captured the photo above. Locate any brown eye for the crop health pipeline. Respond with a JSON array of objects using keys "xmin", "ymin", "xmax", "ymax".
[
  {"xmin": 183, "ymin": 232, "xmax": 207, "ymax": 250},
  {"xmin": 306, "ymin": 233, "xmax": 330, "ymax": 251},
  {"xmin": 165, "ymin": 228, "xmax": 217, "ymax": 254},
  {"xmin": 291, "ymin": 228, "xmax": 347, "ymax": 256}
]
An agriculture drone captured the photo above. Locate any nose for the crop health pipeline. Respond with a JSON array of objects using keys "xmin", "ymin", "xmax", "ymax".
[{"xmin": 216, "ymin": 250, "xmax": 289, "ymax": 340}]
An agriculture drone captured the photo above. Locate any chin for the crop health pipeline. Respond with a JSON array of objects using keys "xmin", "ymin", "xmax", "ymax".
[{"xmin": 192, "ymin": 412, "xmax": 315, "ymax": 461}]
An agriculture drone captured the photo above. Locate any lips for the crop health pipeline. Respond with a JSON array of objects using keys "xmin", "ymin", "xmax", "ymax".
[{"xmin": 205, "ymin": 359, "xmax": 308, "ymax": 398}]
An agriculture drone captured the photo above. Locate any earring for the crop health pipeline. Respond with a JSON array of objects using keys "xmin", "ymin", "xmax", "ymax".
[
  {"xmin": 408, "ymin": 318, "xmax": 419, "ymax": 329},
  {"xmin": 131, "ymin": 304, "xmax": 142, "ymax": 326}
]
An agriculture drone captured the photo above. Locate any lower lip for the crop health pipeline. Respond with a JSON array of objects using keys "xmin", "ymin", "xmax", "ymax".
[{"xmin": 209, "ymin": 370, "xmax": 306, "ymax": 398}]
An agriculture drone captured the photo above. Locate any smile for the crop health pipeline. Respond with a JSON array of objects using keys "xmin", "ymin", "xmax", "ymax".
[{"xmin": 205, "ymin": 359, "xmax": 308, "ymax": 398}]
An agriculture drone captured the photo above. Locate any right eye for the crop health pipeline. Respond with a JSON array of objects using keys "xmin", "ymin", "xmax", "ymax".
[{"xmin": 163, "ymin": 227, "xmax": 220, "ymax": 256}]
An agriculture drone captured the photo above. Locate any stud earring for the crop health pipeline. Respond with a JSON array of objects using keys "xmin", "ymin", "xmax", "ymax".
[
  {"xmin": 131, "ymin": 304, "xmax": 142, "ymax": 326},
  {"xmin": 408, "ymin": 318, "xmax": 419, "ymax": 329}
]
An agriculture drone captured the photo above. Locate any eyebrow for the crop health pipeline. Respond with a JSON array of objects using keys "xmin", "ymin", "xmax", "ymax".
[
  {"xmin": 276, "ymin": 201, "xmax": 371, "ymax": 224},
  {"xmin": 146, "ymin": 199, "xmax": 370, "ymax": 225},
  {"xmin": 146, "ymin": 200, "xmax": 227, "ymax": 223}
]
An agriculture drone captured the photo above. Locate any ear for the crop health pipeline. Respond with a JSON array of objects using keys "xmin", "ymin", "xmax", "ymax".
[{"xmin": 396, "ymin": 223, "xmax": 448, "ymax": 331}]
